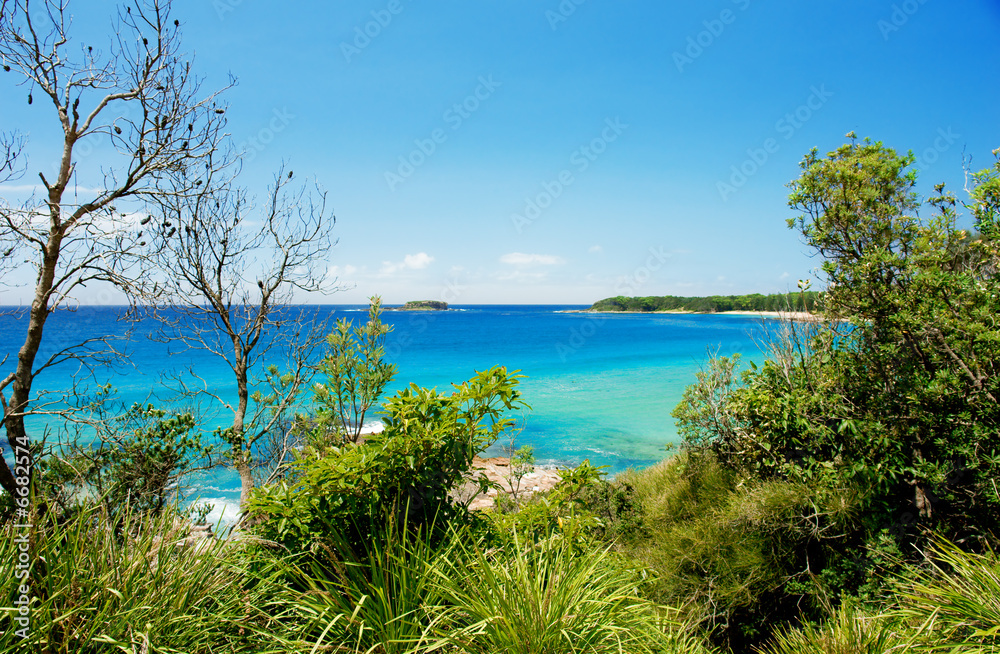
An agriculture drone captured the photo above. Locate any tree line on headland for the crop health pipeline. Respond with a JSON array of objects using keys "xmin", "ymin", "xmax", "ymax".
[{"xmin": 590, "ymin": 291, "xmax": 822, "ymax": 313}]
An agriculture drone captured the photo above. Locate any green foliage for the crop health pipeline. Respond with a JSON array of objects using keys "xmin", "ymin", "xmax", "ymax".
[
  {"xmin": 37, "ymin": 397, "xmax": 213, "ymax": 519},
  {"xmin": 895, "ymin": 540, "xmax": 1000, "ymax": 652},
  {"xmin": 671, "ymin": 352, "xmax": 744, "ymax": 451},
  {"xmin": 0, "ymin": 504, "xmax": 294, "ymax": 653},
  {"xmin": 247, "ymin": 366, "xmax": 526, "ymax": 553},
  {"xmin": 662, "ymin": 136, "xmax": 1000, "ymax": 646},
  {"xmin": 274, "ymin": 517, "xmax": 713, "ymax": 654},
  {"xmin": 506, "ymin": 443, "xmax": 535, "ymax": 502},
  {"xmin": 429, "ymin": 530, "xmax": 709, "ymax": 654},
  {"xmin": 590, "ymin": 291, "xmax": 821, "ymax": 313},
  {"xmin": 761, "ymin": 539, "xmax": 1000, "ymax": 653},
  {"xmin": 490, "ymin": 459, "xmax": 645, "ymax": 545},
  {"xmin": 617, "ymin": 453, "xmax": 861, "ymax": 650},
  {"xmin": 281, "ymin": 514, "xmax": 448, "ymax": 654},
  {"xmin": 968, "ymin": 148, "xmax": 1000, "ymax": 240},
  {"xmin": 757, "ymin": 603, "xmax": 907, "ymax": 654},
  {"xmin": 313, "ymin": 296, "xmax": 397, "ymax": 444},
  {"xmin": 786, "ymin": 138, "xmax": 1000, "ymax": 531}
]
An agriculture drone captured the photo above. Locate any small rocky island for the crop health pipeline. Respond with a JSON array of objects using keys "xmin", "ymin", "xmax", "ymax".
[{"xmin": 390, "ymin": 300, "xmax": 449, "ymax": 311}]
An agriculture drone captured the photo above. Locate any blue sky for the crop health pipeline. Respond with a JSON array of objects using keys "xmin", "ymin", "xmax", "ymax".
[{"xmin": 3, "ymin": 0, "xmax": 1000, "ymax": 304}]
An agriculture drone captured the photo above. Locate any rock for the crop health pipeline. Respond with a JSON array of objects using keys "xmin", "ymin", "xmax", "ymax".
[
  {"xmin": 389, "ymin": 300, "xmax": 449, "ymax": 311},
  {"xmin": 457, "ymin": 455, "xmax": 563, "ymax": 511}
]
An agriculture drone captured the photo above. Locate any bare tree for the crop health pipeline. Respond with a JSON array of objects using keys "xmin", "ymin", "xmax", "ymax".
[
  {"xmin": 151, "ymin": 164, "xmax": 336, "ymax": 506},
  {"xmin": 0, "ymin": 0, "xmax": 231, "ymax": 497},
  {"xmin": 0, "ymin": 130, "xmax": 25, "ymax": 183}
]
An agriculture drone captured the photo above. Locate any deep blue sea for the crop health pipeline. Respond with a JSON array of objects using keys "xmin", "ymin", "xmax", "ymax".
[{"xmin": 1, "ymin": 304, "xmax": 769, "ymax": 523}]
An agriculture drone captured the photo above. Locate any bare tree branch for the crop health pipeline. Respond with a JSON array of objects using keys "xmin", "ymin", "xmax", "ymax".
[
  {"xmin": 150, "ymin": 164, "xmax": 336, "ymax": 506},
  {"xmin": 0, "ymin": 0, "xmax": 233, "ymax": 496}
]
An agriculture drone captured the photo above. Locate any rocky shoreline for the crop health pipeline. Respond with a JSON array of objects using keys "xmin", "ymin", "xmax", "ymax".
[{"xmin": 457, "ymin": 456, "xmax": 563, "ymax": 511}]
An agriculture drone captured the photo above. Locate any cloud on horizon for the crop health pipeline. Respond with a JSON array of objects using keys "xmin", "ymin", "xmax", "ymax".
[{"xmin": 379, "ymin": 252, "xmax": 435, "ymax": 276}]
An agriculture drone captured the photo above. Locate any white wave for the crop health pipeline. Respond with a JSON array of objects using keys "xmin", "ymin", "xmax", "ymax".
[
  {"xmin": 188, "ymin": 497, "xmax": 242, "ymax": 530},
  {"xmin": 361, "ymin": 419, "xmax": 385, "ymax": 434}
]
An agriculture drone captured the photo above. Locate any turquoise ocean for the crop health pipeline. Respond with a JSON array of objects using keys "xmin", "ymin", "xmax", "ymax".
[{"xmin": 1, "ymin": 305, "xmax": 768, "ymax": 524}]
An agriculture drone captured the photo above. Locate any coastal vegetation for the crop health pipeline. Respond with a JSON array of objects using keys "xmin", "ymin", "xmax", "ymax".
[
  {"xmin": 3, "ymin": 128, "xmax": 1000, "ymax": 651},
  {"xmin": 2, "ymin": 2, "xmax": 1000, "ymax": 653},
  {"xmin": 589, "ymin": 291, "xmax": 821, "ymax": 313}
]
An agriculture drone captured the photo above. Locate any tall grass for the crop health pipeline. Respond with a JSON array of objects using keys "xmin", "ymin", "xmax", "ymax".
[
  {"xmin": 896, "ymin": 540, "xmax": 1000, "ymax": 653},
  {"xmin": 278, "ymin": 520, "xmax": 715, "ymax": 654},
  {"xmin": 281, "ymin": 519, "xmax": 448, "ymax": 654},
  {"xmin": 755, "ymin": 540, "xmax": 1000, "ymax": 654},
  {"xmin": 756, "ymin": 603, "xmax": 908, "ymax": 654},
  {"xmin": 616, "ymin": 451, "xmax": 867, "ymax": 651},
  {"xmin": 0, "ymin": 505, "xmax": 296, "ymax": 653},
  {"xmin": 428, "ymin": 530, "xmax": 712, "ymax": 654}
]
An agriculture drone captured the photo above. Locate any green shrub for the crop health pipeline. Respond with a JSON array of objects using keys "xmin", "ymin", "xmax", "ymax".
[
  {"xmin": 488, "ymin": 458, "xmax": 645, "ymax": 547},
  {"xmin": 34, "ymin": 399, "xmax": 214, "ymax": 521},
  {"xmin": 618, "ymin": 452, "xmax": 861, "ymax": 650},
  {"xmin": 0, "ymin": 504, "xmax": 294, "ymax": 653},
  {"xmin": 313, "ymin": 296, "xmax": 397, "ymax": 445},
  {"xmin": 247, "ymin": 366, "xmax": 526, "ymax": 554},
  {"xmin": 665, "ymin": 141, "xmax": 1000, "ymax": 647}
]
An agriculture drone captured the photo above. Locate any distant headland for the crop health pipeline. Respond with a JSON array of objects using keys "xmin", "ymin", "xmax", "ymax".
[
  {"xmin": 388, "ymin": 300, "xmax": 449, "ymax": 311},
  {"xmin": 576, "ymin": 292, "xmax": 821, "ymax": 314}
]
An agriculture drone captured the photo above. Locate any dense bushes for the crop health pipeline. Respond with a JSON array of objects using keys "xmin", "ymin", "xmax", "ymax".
[
  {"xmin": 5, "ymin": 138, "xmax": 1000, "ymax": 653},
  {"xmin": 614, "ymin": 453, "xmax": 861, "ymax": 649},
  {"xmin": 590, "ymin": 292, "xmax": 821, "ymax": 313},
  {"xmin": 246, "ymin": 366, "xmax": 526, "ymax": 553},
  {"xmin": 659, "ymin": 138, "xmax": 1000, "ymax": 647}
]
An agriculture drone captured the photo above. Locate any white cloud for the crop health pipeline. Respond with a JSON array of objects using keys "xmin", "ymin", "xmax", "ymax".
[
  {"xmin": 499, "ymin": 252, "xmax": 566, "ymax": 266},
  {"xmin": 326, "ymin": 264, "xmax": 358, "ymax": 279},
  {"xmin": 379, "ymin": 252, "xmax": 435, "ymax": 276},
  {"xmin": 588, "ymin": 245, "xmax": 603, "ymax": 254},
  {"xmin": 779, "ymin": 271, "xmax": 790, "ymax": 280},
  {"xmin": 404, "ymin": 252, "xmax": 434, "ymax": 269}
]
